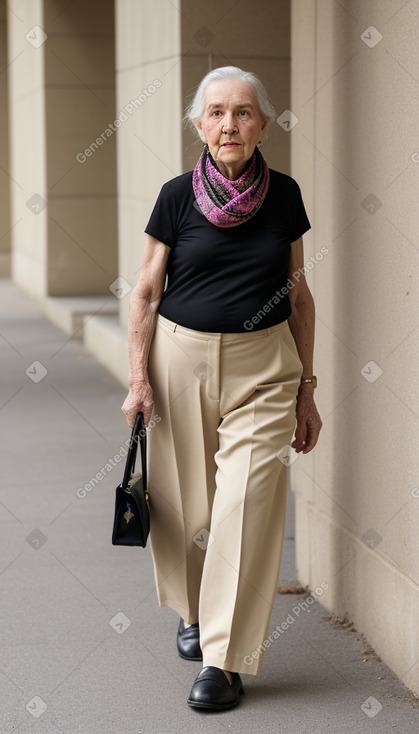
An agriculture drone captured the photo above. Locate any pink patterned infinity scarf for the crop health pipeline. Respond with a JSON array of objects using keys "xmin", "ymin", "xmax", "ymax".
[{"xmin": 192, "ymin": 144, "xmax": 270, "ymax": 228}]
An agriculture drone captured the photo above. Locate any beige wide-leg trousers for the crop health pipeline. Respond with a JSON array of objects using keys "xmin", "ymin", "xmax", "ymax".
[{"xmin": 147, "ymin": 314, "xmax": 302, "ymax": 676}]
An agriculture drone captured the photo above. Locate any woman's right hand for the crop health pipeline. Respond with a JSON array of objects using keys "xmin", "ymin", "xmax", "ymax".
[{"xmin": 121, "ymin": 379, "xmax": 154, "ymax": 428}]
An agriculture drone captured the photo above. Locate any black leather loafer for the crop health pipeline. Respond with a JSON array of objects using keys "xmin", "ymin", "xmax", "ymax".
[
  {"xmin": 177, "ymin": 619, "xmax": 203, "ymax": 661},
  {"xmin": 187, "ymin": 666, "xmax": 244, "ymax": 710}
]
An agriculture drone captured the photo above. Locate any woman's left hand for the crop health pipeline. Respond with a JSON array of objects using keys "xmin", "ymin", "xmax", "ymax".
[{"xmin": 291, "ymin": 386, "xmax": 322, "ymax": 454}]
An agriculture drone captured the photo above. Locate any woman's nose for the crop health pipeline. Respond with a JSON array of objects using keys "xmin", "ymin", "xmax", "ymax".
[{"xmin": 222, "ymin": 113, "xmax": 237, "ymax": 133}]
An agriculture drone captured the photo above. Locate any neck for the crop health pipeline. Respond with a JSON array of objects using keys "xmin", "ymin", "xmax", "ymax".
[
  {"xmin": 208, "ymin": 148, "xmax": 256, "ymax": 182},
  {"xmin": 214, "ymin": 160, "xmax": 247, "ymax": 181}
]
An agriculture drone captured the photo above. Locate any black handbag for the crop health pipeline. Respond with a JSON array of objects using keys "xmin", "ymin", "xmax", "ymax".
[{"xmin": 112, "ymin": 412, "xmax": 150, "ymax": 547}]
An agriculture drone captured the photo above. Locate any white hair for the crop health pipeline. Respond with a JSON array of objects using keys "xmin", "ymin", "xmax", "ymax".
[{"xmin": 185, "ymin": 66, "xmax": 276, "ymax": 141}]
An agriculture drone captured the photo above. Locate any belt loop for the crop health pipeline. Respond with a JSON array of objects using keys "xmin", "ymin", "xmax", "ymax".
[{"xmin": 174, "ymin": 324, "xmax": 177, "ymax": 332}]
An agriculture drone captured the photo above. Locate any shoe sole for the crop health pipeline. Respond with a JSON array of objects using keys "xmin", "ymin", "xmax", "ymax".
[
  {"xmin": 178, "ymin": 650, "xmax": 203, "ymax": 662},
  {"xmin": 187, "ymin": 698, "xmax": 240, "ymax": 710},
  {"xmin": 187, "ymin": 687, "xmax": 244, "ymax": 710}
]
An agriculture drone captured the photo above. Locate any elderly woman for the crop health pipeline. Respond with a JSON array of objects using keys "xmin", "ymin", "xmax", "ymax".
[{"xmin": 122, "ymin": 66, "xmax": 322, "ymax": 711}]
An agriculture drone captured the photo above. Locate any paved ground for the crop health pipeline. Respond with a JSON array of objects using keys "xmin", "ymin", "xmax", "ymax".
[{"xmin": 0, "ymin": 278, "xmax": 417, "ymax": 734}]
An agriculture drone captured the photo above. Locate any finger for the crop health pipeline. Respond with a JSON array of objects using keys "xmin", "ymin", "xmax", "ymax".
[
  {"xmin": 121, "ymin": 405, "xmax": 132, "ymax": 428},
  {"xmin": 143, "ymin": 404, "xmax": 154, "ymax": 428},
  {"xmin": 302, "ymin": 441, "xmax": 314, "ymax": 454},
  {"xmin": 292, "ymin": 422, "xmax": 308, "ymax": 452},
  {"xmin": 301, "ymin": 428, "xmax": 320, "ymax": 453},
  {"xmin": 293, "ymin": 425, "xmax": 305, "ymax": 444},
  {"xmin": 291, "ymin": 437, "xmax": 306, "ymax": 453}
]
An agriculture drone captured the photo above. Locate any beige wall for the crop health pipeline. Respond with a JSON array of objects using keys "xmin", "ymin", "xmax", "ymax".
[
  {"xmin": 7, "ymin": 0, "xmax": 117, "ymax": 297},
  {"xmin": 8, "ymin": 0, "xmax": 48, "ymax": 296},
  {"xmin": 115, "ymin": 0, "xmax": 183, "ymax": 327},
  {"xmin": 291, "ymin": 0, "xmax": 419, "ymax": 695},
  {"xmin": 44, "ymin": 0, "xmax": 118, "ymax": 296},
  {"xmin": 0, "ymin": 2, "xmax": 11, "ymax": 276}
]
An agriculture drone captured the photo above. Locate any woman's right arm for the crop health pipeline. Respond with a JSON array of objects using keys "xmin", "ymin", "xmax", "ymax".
[{"xmin": 121, "ymin": 235, "xmax": 170, "ymax": 428}]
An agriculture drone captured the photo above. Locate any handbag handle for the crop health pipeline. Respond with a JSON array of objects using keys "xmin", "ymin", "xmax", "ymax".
[{"xmin": 121, "ymin": 412, "xmax": 147, "ymax": 492}]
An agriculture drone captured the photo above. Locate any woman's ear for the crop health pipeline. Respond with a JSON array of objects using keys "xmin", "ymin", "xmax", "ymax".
[
  {"xmin": 194, "ymin": 118, "xmax": 206, "ymax": 143},
  {"xmin": 260, "ymin": 118, "xmax": 269, "ymax": 140}
]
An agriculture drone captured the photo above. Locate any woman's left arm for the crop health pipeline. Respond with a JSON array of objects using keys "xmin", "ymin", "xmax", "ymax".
[{"xmin": 287, "ymin": 237, "xmax": 322, "ymax": 454}]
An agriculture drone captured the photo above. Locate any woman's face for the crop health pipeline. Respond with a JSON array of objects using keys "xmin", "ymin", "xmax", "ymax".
[{"xmin": 196, "ymin": 79, "xmax": 268, "ymax": 180}]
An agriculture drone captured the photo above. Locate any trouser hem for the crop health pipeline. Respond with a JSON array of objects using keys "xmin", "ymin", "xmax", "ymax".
[
  {"xmin": 159, "ymin": 599, "xmax": 198, "ymax": 626},
  {"xmin": 202, "ymin": 652, "xmax": 263, "ymax": 677}
]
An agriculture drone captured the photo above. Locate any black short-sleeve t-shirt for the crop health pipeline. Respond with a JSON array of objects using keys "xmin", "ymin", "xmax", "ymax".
[{"xmin": 145, "ymin": 169, "xmax": 310, "ymax": 333}]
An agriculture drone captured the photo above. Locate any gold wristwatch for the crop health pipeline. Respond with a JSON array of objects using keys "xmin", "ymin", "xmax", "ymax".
[{"xmin": 300, "ymin": 375, "xmax": 317, "ymax": 388}]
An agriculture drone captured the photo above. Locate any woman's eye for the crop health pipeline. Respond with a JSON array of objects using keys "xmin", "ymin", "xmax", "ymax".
[
  {"xmin": 212, "ymin": 110, "xmax": 221, "ymax": 117},
  {"xmin": 238, "ymin": 110, "xmax": 249, "ymax": 117}
]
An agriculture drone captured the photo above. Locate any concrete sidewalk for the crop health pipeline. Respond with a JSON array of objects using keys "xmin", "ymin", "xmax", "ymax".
[{"xmin": 0, "ymin": 279, "xmax": 417, "ymax": 734}]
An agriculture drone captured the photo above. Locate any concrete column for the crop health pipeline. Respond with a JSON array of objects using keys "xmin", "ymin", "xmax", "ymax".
[
  {"xmin": 7, "ymin": 0, "xmax": 48, "ymax": 297},
  {"xmin": 114, "ymin": 0, "xmax": 183, "ymax": 329},
  {"xmin": 84, "ymin": 0, "xmax": 185, "ymax": 377},
  {"xmin": 291, "ymin": 0, "xmax": 419, "ymax": 695},
  {"xmin": 44, "ymin": 0, "xmax": 118, "ymax": 296},
  {"xmin": 7, "ymin": 0, "xmax": 118, "ymax": 298},
  {"xmin": 0, "ymin": 2, "xmax": 11, "ymax": 276}
]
